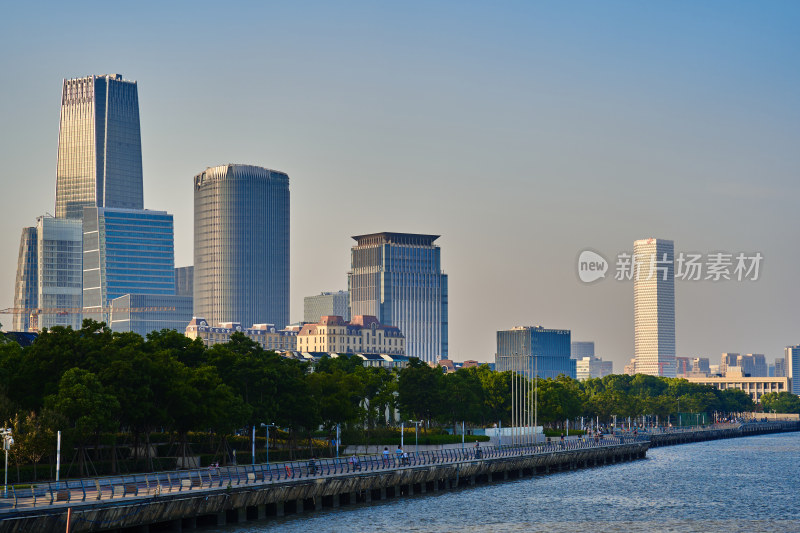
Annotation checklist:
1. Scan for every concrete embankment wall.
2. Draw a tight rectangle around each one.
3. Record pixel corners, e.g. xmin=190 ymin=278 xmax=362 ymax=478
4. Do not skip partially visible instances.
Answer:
xmin=0 ymin=442 xmax=648 ymax=533
xmin=649 ymin=421 xmax=800 ymax=448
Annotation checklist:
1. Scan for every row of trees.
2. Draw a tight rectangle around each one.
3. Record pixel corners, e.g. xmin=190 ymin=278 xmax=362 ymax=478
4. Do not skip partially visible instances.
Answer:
xmin=0 ymin=321 xmax=757 ymax=478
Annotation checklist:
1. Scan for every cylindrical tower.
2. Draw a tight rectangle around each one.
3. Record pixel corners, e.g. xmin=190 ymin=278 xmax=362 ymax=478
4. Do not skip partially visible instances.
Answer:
xmin=194 ymin=164 xmax=289 ymax=329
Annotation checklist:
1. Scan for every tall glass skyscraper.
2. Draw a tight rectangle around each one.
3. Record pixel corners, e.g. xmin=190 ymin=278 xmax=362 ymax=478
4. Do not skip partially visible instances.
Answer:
xmin=83 ymin=207 xmax=176 ymax=321
xmin=496 ymin=326 xmax=575 ymax=379
xmin=34 ymin=216 xmax=83 ymax=331
xmin=194 ymin=164 xmax=290 ymax=329
xmin=348 ymin=232 xmax=448 ymax=363
xmin=12 ymin=227 xmax=38 ymax=331
xmin=634 ymin=238 xmax=676 ymax=377
xmin=55 ymin=74 xmax=144 ymax=219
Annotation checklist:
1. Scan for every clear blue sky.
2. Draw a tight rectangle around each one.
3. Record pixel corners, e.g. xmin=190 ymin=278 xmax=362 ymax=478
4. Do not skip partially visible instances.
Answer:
xmin=2 ymin=1 xmax=799 ymax=370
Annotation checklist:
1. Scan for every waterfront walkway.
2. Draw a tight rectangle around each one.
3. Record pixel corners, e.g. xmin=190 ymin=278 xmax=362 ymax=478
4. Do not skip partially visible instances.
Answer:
xmin=0 ymin=435 xmax=640 ymax=513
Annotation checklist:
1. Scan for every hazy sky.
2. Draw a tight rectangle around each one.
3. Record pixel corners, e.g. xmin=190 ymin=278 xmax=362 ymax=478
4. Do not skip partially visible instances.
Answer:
xmin=1 ymin=1 xmax=798 ymax=370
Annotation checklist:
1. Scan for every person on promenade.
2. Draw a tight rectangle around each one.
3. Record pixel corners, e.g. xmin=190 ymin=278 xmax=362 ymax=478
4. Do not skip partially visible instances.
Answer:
xmin=308 ymin=456 xmax=317 ymax=475
xmin=383 ymin=446 xmax=390 ymax=466
xmin=474 ymin=441 xmax=482 ymax=459
xmin=396 ymin=446 xmax=404 ymax=465
xmin=560 ymin=433 xmax=565 ymax=448
xmin=350 ymin=454 xmax=361 ymax=471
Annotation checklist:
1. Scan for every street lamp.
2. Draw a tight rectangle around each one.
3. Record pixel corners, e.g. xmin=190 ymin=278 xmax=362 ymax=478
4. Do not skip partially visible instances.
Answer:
xmin=1 ymin=429 xmax=13 ymax=498
xmin=408 ymin=420 xmax=422 ymax=455
xmin=260 ymin=423 xmax=276 ymax=465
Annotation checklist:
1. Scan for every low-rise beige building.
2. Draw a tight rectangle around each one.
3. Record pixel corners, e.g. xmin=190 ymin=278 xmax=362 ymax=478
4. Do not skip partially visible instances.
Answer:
xmin=686 ymin=376 xmax=791 ymax=403
xmin=185 ymin=317 xmax=298 ymax=351
xmin=296 ymin=315 xmax=404 ymax=355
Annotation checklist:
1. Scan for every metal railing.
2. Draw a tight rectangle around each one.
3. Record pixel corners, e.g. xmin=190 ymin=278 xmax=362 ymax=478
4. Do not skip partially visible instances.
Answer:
xmin=0 ymin=436 xmax=645 ymax=511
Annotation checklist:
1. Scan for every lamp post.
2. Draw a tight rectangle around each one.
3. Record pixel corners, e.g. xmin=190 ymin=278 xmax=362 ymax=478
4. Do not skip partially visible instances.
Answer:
xmin=409 ymin=420 xmax=422 ymax=455
xmin=260 ymin=423 xmax=276 ymax=465
xmin=1 ymin=429 xmax=13 ymax=498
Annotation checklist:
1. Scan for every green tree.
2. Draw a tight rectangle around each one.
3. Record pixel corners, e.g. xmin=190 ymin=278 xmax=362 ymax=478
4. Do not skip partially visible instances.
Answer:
xmin=760 ymin=392 xmax=800 ymax=414
xmin=44 ymin=368 xmax=119 ymax=476
xmin=397 ymin=358 xmax=443 ymax=428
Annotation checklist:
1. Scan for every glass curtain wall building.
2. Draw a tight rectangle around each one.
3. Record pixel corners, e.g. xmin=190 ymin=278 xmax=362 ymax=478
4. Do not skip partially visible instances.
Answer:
xmin=633 ymin=238 xmax=676 ymax=377
xmin=496 ymin=326 xmax=575 ymax=379
xmin=36 ymin=216 xmax=83 ymax=330
xmin=83 ymin=207 xmax=176 ymax=322
xmin=109 ymin=293 xmax=193 ymax=337
xmin=12 ymin=227 xmax=38 ymax=331
xmin=55 ymin=74 xmax=144 ymax=219
xmin=304 ymin=290 xmax=350 ymax=323
xmin=194 ymin=164 xmax=290 ymax=329
xmin=348 ymin=232 xmax=448 ymax=363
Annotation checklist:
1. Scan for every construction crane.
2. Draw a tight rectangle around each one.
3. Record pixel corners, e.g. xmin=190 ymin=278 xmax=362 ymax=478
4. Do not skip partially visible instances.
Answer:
xmin=1 ymin=306 xmax=178 ymax=333
xmin=0 ymin=307 xmax=176 ymax=314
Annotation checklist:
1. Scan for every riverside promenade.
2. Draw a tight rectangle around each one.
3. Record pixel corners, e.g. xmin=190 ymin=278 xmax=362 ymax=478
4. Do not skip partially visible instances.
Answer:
xmin=0 ymin=420 xmax=796 ymax=533
xmin=0 ymin=436 xmax=648 ymax=533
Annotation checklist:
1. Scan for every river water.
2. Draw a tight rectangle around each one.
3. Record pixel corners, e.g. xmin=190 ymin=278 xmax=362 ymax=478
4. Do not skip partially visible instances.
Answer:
xmin=211 ymin=432 xmax=800 ymax=533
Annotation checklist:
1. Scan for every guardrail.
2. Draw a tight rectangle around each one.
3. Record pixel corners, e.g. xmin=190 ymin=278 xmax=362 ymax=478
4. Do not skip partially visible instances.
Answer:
xmin=0 ymin=436 xmax=645 ymax=511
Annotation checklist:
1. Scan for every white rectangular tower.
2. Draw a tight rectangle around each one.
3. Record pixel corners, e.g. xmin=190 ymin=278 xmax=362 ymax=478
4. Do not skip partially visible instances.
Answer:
xmin=634 ymin=238 xmax=676 ymax=377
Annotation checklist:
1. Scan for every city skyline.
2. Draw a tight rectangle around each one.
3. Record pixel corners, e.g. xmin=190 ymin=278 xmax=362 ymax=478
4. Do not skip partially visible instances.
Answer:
xmin=1 ymin=3 xmax=799 ymax=371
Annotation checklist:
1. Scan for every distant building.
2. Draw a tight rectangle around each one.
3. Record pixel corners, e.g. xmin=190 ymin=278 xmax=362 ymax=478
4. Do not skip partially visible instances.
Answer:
xmin=676 ymin=357 xmax=692 ymax=377
xmin=462 ymin=360 xmax=480 ymax=369
xmin=12 ymin=227 xmax=38 ymax=331
xmin=692 ymin=357 xmax=710 ymax=375
xmin=83 ymin=207 xmax=176 ymax=323
xmin=576 ymin=356 xmax=613 ymax=381
xmin=297 ymin=315 xmax=405 ymax=355
xmin=571 ymin=341 xmax=595 ymax=359
xmin=283 ymin=351 xmax=409 ymax=370
xmin=624 ymin=358 xmax=636 ymax=376
xmin=348 ymin=232 xmax=447 ymax=363
xmin=686 ymin=376 xmax=790 ymax=403
xmin=175 ymin=266 xmax=193 ymax=297
xmin=304 ymin=291 xmax=349 ymax=323
xmin=110 ymin=294 xmax=193 ymax=337
xmin=720 ymin=353 xmax=739 ymax=375
xmin=786 ymin=346 xmax=800 ymax=395
xmin=194 ymin=164 xmax=290 ymax=329
xmin=775 ymin=357 xmax=787 ymax=378
xmin=55 ymin=74 xmax=144 ymax=219
xmin=185 ymin=317 xmax=298 ymax=352
xmin=633 ymin=238 xmax=676 ymax=377
xmin=495 ymin=326 xmax=575 ymax=379
xmin=33 ymin=217 xmax=84 ymax=331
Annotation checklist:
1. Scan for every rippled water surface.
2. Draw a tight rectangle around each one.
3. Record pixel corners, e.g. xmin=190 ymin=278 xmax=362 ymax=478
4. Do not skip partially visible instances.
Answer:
xmin=210 ymin=433 xmax=800 ymax=533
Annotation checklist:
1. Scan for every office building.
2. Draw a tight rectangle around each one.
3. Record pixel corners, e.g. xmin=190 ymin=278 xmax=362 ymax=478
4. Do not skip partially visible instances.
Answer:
xmin=634 ymin=238 xmax=676 ymax=377
xmin=110 ymin=294 xmax=193 ymax=337
xmin=576 ymin=356 xmax=613 ymax=381
xmin=175 ymin=266 xmax=193 ymax=297
xmin=83 ymin=207 xmax=176 ymax=321
xmin=692 ymin=357 xmax=711 ymax=375
xmin=686 ymin=376 xmax=790 ymax=403
xmin=495 ymin=326 xmax=575 ymax=379
xmin=720 ymin=353 xmax=739 ymax=375
xmin=194 ymin=164 xmax=289 ymax=329
xmin=786 ymin=346 xmax=800 ymax=395
xmin=297 ymin=315 xmax=405 ymax=355
xmin=185 ymin=317 xmax=298 ymax=352
xmin=348 ymin=232 xmax=448 ymax=362
xmin=33 ymin=216 xmax=84 ymax=331
xmin=12 ymin=227 xmax=38 ymax=331
xmin=304 ymin=291 xmax=349 ymax=323
xmin=775 ymin=357 xmax=787 ymax=378
xmin=676 ymin=357 xmax=691 ymax=377
xmin=624 ymin=358 xmax=636 ymax=375
xmin=571 ymin=341 xmax=595 ymax=359
xmin=55 ymin=74 xmax=143 ymax=219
